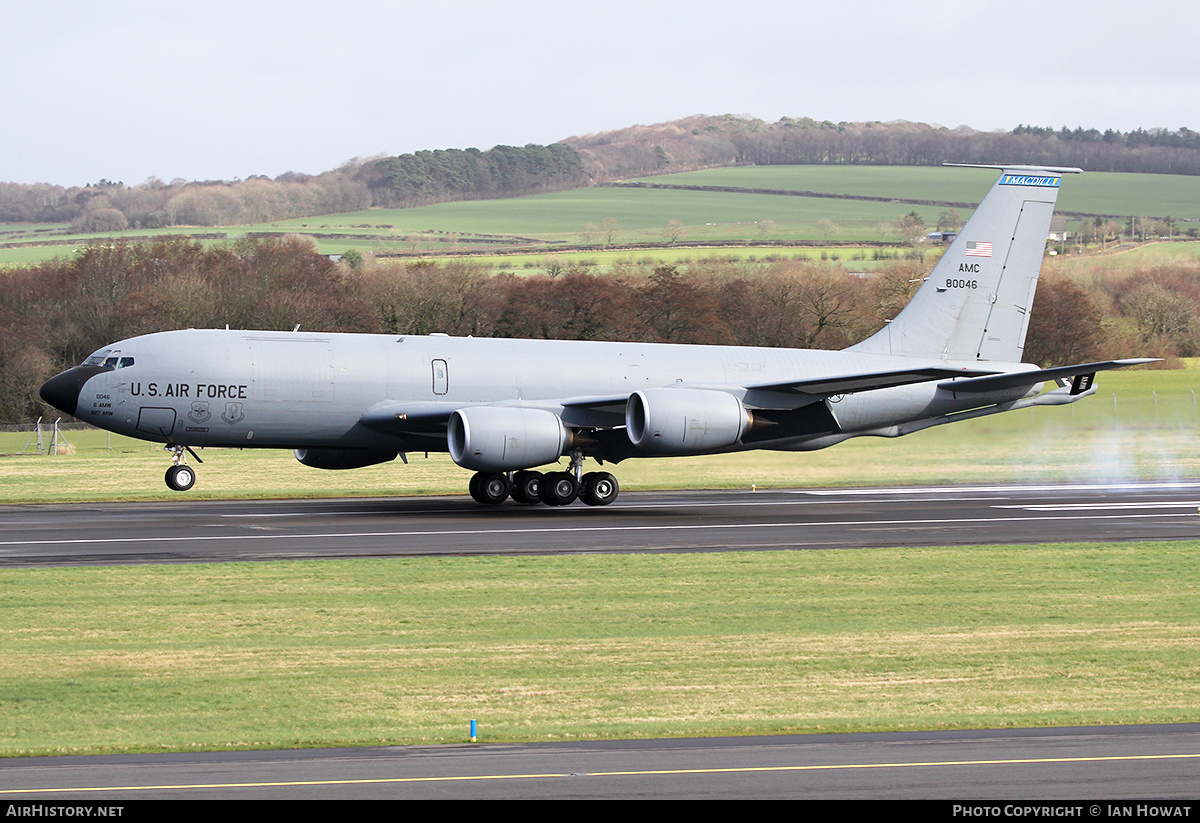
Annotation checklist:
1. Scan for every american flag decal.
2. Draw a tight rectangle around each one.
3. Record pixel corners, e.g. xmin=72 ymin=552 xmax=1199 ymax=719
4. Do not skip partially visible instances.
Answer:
xmin=965 ymin=241 xmax=993 ymax=258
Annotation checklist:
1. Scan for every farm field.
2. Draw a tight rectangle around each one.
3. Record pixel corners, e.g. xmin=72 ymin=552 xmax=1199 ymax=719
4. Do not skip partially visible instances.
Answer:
xmin=265 ymin=185 xmax=944 ymax=244
xmin=405 ymin=238 xmax=1200 ymax=278
xmin=3 ymin=166 xmax=1197 ymax=268
xmin=631 ymin=165 xmax=1200 ymax=220
xmin=416 ymin=246 xmax=909 ymax=276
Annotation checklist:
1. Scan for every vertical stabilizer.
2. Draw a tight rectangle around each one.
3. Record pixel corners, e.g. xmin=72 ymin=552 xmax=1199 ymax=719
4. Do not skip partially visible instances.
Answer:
xmin=851 ymin=165 xmax=1081 ymax=363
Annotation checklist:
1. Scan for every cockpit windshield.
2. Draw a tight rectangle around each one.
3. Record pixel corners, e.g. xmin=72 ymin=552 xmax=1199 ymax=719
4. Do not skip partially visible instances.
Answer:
xmin=82 ymin=350 xmax=134 ymax=369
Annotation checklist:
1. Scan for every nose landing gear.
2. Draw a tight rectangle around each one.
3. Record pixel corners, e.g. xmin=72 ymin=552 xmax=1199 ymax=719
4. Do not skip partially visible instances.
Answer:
xmin=163 ymin=443 xmax=202 ymax=491
xmin=165 ymin=463 xmax=196 ymax=492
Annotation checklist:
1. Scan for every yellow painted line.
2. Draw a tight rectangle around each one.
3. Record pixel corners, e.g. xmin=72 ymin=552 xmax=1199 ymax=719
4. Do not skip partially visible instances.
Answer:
xmin=3 ymin=752 xmax=1199 ymax=795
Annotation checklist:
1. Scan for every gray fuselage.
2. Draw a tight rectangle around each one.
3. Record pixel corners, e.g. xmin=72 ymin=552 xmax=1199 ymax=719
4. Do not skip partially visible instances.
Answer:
xmin=61 ymin=328 xmax=1034 ymax=459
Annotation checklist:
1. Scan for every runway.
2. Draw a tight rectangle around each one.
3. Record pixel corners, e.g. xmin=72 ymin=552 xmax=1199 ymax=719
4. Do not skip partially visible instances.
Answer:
xmin=2 ymin=724 xmax=1199 ymax=799
xmin=2 ymin=482 xmax=1197 ymax=799
xmin=0 ymin=481 xmax=1196 ymax=567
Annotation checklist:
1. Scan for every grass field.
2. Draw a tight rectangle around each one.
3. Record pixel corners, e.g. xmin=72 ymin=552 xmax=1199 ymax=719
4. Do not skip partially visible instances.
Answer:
xmin=411 ymin=246 xmax=910 ymax=277
xmin=2 ymin=540 xmax=1198 ymax=756
xmin=5 ymin=166 xmax=1197 ymax=268
xmin=632 ymin=165 xmax=1200 ymax=220
xmin=264 ymin=186 xmax=947 ymax=244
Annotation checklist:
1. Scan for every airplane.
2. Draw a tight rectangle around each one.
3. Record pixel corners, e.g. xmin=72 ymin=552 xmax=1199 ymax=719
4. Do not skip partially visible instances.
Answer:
xmin=39 ymin=164 xmax=1153 ymax=506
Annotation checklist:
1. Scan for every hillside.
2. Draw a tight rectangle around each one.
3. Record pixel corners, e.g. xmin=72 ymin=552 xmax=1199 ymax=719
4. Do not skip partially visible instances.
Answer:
xmin=563 ymin=115 xmax=1200 ymax=180
xmin=3 ymin=116 xmax=1200 ymax=232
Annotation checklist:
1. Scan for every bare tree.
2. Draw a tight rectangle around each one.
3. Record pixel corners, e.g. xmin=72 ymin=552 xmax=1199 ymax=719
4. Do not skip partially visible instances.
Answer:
xmin=815 ymin=218 xmax=840 ymax=241
xmin=601 ymin=217 xmax=620 ymax=246
xmin=662 ymin=219 xmax=686 ymax=245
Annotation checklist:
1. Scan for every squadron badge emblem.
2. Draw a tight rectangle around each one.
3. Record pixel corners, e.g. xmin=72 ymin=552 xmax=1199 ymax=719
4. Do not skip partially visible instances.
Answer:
xmin=222 ymin=402 xmax=245 ymax=425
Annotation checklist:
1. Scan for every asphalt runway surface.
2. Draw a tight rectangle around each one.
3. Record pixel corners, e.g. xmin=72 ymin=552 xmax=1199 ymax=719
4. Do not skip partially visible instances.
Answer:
xmin=2 ymin=481 xmax=1197 ymax=799
xmin=1 ymin=480 xmax=1197 ymax=566
xmin=2 ymin=725 xmax=1199 ymax=799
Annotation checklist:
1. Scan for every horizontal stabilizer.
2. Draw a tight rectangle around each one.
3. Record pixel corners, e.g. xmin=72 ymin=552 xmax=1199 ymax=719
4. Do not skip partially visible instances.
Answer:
xmin=750 ymin=366 xmax=995 ymax=397
xmin=937 ymin=358 xmax=1158 ymax=394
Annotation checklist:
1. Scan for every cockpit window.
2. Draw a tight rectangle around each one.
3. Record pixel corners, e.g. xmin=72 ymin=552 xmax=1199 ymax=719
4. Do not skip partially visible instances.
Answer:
xmin=81 ymin=350 xmax=132 ymax=369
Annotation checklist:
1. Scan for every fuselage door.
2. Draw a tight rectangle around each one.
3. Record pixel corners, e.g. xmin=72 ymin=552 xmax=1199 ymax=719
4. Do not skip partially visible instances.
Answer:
xmin=432 ymin=359 xmax=448 ymax=395
xmin=136 ymin=406 xmax=177 ymax=439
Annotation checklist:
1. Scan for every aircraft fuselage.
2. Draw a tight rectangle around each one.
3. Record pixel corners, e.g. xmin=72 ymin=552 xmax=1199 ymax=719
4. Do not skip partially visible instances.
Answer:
xmin=47 ymin=328 xmax=1035 ymax=456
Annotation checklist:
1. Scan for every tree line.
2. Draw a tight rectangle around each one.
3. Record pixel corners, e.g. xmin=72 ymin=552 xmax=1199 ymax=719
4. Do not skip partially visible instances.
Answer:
xmin=356 ymin=143 xmax=588 ymax=207
xmin=0 ymin=143 xmax=585 ymax=229
xmin=566 ymin=115 xmax=1200 ymax=178
xmin=2 ymin=237 xmax=1195 ymax=423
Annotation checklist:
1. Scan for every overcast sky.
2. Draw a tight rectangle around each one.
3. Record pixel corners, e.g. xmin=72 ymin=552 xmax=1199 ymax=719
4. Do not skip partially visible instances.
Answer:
xmin=3 ymin=0 xmax=1195 ymax=187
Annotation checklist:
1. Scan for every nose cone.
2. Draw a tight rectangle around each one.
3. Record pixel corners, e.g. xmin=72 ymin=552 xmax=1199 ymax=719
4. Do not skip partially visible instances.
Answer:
xmin=39 ymin=366 xmax=104 ymax=417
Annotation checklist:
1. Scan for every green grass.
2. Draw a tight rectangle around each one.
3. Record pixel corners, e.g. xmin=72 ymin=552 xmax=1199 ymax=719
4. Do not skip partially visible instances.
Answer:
xmin=415 ymin=246 xmax=907 ymax=275
xmin=1082 ymin=241 xmax=1200 ymax=265
xmin=633 ymin=165 xmax=1200 ymax=220
xmin=264 ymin=187 xmax=943 ymax=243
xmin=4 ymin=166 xmax=1197 ymax=268
xmin=1 ymin=541 xmax=1197 ymax=756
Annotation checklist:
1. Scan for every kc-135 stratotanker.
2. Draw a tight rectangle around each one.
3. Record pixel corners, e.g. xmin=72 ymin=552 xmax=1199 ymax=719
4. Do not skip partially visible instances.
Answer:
xmin=40 ymin=165 xmax=1152 ymax=506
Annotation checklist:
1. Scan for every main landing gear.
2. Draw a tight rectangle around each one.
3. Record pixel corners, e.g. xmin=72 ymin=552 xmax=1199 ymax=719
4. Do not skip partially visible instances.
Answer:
xmin=468 ymin=452 xmax=619 ymax=507
xmin=163 ymin=443 xmax=202 ymax=491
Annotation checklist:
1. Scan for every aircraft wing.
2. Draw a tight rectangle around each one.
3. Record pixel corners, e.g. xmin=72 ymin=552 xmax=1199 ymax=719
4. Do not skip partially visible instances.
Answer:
xmin=360 ymin=357 xmax=1132 ymax=439
xmin=357 ymin=365 xmax=1013 ymax=438
xmin=747 ymin=366 xmax=995 ymax=398
xmin=937 ymin=358 xmax=1158 ymax=394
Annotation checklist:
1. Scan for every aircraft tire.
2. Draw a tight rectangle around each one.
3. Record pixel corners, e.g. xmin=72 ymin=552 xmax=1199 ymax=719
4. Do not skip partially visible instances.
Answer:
xmin=510 ymin=470 xmax=543 ymax=505
xmin=580 ymin=472 xmax=619 ymax=506
xmin=470 ymin=471 xmax=511 ymax=505
xmin=540 ymin=471 xmax=579 ymax=506
xmin=165 ymin=464 xmax=196 ymax=492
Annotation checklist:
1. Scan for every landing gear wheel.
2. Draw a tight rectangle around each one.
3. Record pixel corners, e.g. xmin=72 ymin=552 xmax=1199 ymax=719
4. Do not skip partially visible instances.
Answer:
xmin=580 ymin=471 xmax=619 ymax=506
xmin=165 ymin=464 xmax=196 ymax=492
xmin=511 ymin=470 xmax=543 ymax=505
xmin=540 ymin=471 xmax=579 ymax=506
xmin=469 ymin=471 xmax=510 ymax=505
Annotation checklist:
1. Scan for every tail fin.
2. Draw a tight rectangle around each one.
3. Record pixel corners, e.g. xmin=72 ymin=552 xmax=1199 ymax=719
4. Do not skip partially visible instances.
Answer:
xmin=851 ymin=164 xmax=1081 ymax=363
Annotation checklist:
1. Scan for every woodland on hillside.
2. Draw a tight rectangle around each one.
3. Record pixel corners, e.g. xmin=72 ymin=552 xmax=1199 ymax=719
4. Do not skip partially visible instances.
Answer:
xmin=4 ymin=117 xmax=1199 ymax=229
xmin=567 ymin=116 xmax=1200 ymax=178
xmin=2 ymin=236 xmax=1195 ymax=423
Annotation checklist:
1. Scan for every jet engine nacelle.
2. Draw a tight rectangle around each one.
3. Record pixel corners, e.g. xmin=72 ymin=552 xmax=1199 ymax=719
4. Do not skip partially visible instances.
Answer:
xmin=447 ymin=406 xmax=569 ymax=472
xmin=625 ymin=388 xmax=750 ymax=454
xmin=294 ymin=448 xmax=398 ymax=470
